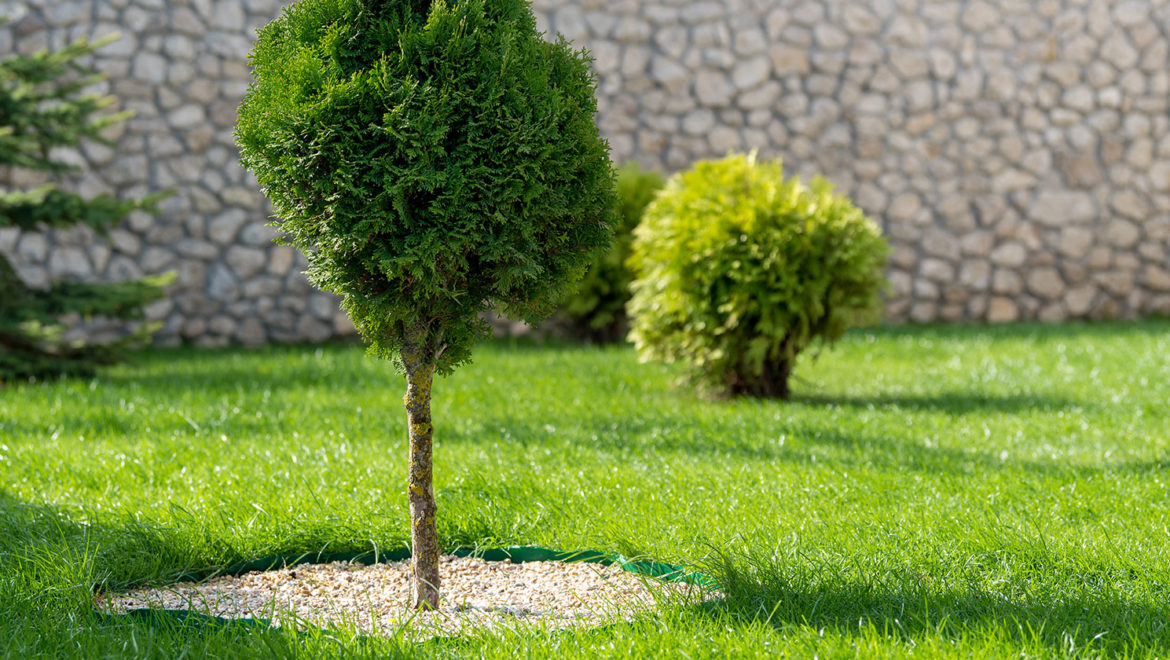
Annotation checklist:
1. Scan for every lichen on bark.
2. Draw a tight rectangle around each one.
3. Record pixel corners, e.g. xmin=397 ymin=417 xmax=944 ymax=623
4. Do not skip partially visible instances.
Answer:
xmin=402 ymin=341 xmax=439 ymax=610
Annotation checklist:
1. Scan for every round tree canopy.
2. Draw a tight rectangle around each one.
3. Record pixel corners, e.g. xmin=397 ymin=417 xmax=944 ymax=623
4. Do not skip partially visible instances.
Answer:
xmin=238 ymin=0 xmax=616 ymax=372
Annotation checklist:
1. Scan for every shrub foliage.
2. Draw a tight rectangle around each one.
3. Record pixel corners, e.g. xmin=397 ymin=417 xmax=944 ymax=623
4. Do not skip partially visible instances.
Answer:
xmin=237 ymin=0 xmax=616 ymax=608
xmin=627 ymin=153 xmax=888 ymax=398
xmin=237 ymin=0 xmax=616 ymax=373
xmin=558 ymin=163 xmax=663 ymax=342
xmin=0 ymin=35 xmax=169 ymax=384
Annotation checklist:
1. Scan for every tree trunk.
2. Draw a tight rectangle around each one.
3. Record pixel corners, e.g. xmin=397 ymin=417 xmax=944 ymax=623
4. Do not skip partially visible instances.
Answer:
xmin=731 ymin=356 xmax=792 ymax=399
xmin=403 ymin=354 xmax=439 ymax=610
xmin=760 ymin=357 xmax=792 ymax=400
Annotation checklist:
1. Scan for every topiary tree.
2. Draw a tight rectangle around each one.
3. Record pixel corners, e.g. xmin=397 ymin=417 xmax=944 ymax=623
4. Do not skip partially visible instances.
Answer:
xmin=237 ymin=0 xmax=616 ymax=609
xmin=0 ymin=34 xmax=169 ymax=384
xmin=558 ymin=163 xmax=663 ymax=343
xmin=627 ymin=152 xmax=888 ymax=399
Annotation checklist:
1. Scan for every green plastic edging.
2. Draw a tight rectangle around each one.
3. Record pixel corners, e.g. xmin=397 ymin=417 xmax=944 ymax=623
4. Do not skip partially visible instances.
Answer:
xmin=97 ymin=545 xmax=714 ymax=634
xmin=163 ymin=545 xmax=710 ymax=586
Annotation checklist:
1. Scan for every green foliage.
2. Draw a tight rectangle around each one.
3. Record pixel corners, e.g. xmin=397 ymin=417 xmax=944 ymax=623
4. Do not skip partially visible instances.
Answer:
xmin=237 ymin=0 xmax=617 ymax=373
xmin=0 ymin=35 xmax=129 ymax=174
xmin=627 ymin=153 xmax=889 ymax=398
xmin=558 ymin=163 xmax=663 ymax=343
xmin=0 ymin=34 xmax=169 ymax=384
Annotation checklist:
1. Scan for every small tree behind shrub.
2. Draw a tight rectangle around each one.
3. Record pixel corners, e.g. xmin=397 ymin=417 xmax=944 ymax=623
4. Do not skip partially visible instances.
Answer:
xmin=0 ymin=35 xmax=169 ymax=384
xmin=237 ymin=0 xmax=616 ymax=608
xmin=558 ymin=163 xmax=663 ymax=342
xmin=627 ymin=153 xmax=888 ymax=399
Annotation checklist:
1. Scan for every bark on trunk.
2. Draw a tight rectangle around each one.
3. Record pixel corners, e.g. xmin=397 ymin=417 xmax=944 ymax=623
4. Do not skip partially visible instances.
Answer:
xmin=403 ymin=352 xmax=439 ymax=610
xmin=759 ymin=357 xmax=792 ymax=400
xmin=731 ymin=356 xmax=792 ymax=399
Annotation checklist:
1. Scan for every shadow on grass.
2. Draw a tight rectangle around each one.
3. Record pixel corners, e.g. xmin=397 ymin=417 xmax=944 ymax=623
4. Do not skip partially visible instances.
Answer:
xmin=0 ymin=490 xmax=385 ymax=595
xmin=792 ymin=390 xmax=1088 ymax=415
xmin=106 ymin=343 xmax=386 ymax=392
xmin=693 ymin=556 xmax=1170 ymax=657
xmin=104 ymin=336 xmax=608 ymax=393
xmin=34 ymin=318 xmax=1170 ymax=400
xmin=0 ymin=490 xmax=319 ymax=656
xmin=0 ymin=489 xmax=218 ymax=592
xmin=3 ymin=486 xmax=1168 ymax=655
xmin=455 ymin=409 xmax=1130 ymax=479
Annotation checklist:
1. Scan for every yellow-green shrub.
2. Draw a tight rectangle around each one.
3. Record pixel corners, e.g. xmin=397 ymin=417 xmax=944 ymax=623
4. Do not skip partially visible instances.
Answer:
xmin=627 ymin=153 xmax=888 ymax=398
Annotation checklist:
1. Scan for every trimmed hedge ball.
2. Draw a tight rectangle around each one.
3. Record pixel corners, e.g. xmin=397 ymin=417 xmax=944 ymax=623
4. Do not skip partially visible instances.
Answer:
xmin=237 ymin=0 xmax=617 ymax=374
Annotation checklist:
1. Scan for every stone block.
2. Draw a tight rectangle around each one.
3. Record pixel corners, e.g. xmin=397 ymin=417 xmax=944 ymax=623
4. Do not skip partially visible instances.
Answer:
xmin=992 ymin=270 xmax=1023 ymax=295
xmin=131 ymin=52 xmax=166 ymax=83
xmin=16 ymin=233 xmax=48 ymax=262
xmin=207 ymin=262 xmax=238 ymax=302
xmin=769 ymin=45 xmax=809 ymax=76
xmin=737 ymin=81 xmax=781 ymax=111
xmin=1061 ymin=152 xmax=1103 ymax=187
xmin=209 ymin=210 xmax=248 ymax=245
xmin=987 ymin=296 xmax=1019 ymax=322
xmin=225 ymin=246 xmax=267 ymax=279
xmin=681 ymin=109 xmax=716 ymax=136
xmin=296 ymin=316 xmax=333 ymax=343
xmin=1106 ymin=220 xmax=1141 ymax=249
xmin=235 ymin=317 xmax=267 ymax=347
xmin=731 ymin=56 xmax=770 ymax=91
xmin=1101 ymin=33 xmax=1139 ymax=70
xmin=168 ymin=105 xmax=206 ymax=129
xmin=48 ymin=247 xmax=92 ymax=280
xmin=681 ymin=2 xmax=723 ymax=23
xmin=140 ymin=247 xmax=175 ymax=273
xmin=694 ymin=70 xmax=734 ymax=107
xmin=1027 ymin=268 xmax=1065 ymax=300
xmin=886 ymin=193 xmax=922 ymax=223
xmin=1030 ymin=191 xmax=1097 ymax=226
xmin=959 ymin=260 xmax=991 ymax=290
xmin=1143 ymin=265 xmax=1170 ymax=292
xmin=921 ymin=258 xmax=955 ymax=283
xmin=708 ymin=125 xmax=741 ymax=153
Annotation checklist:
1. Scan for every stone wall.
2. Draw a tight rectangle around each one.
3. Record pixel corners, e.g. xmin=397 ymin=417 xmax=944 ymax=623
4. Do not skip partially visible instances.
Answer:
xmin=3 ymin=0 xmax=1170 ymax=345
xmin=534 ymin=0 xmax=1170 ymax=322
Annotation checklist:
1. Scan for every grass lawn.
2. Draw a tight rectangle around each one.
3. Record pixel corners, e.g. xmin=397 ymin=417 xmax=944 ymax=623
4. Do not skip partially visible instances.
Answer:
xmin=1 ymin=321 xmax=1169 ymax=658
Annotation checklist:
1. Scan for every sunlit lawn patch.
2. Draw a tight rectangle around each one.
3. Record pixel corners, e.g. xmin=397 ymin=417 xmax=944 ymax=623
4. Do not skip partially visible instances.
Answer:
xmin=1 ymin=321 xmax=1168 ymax=657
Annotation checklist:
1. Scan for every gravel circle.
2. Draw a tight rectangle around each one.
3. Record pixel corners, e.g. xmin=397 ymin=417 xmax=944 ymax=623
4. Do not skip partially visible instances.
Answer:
xmin=101 ymin=555 xmax=710 ymax=637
